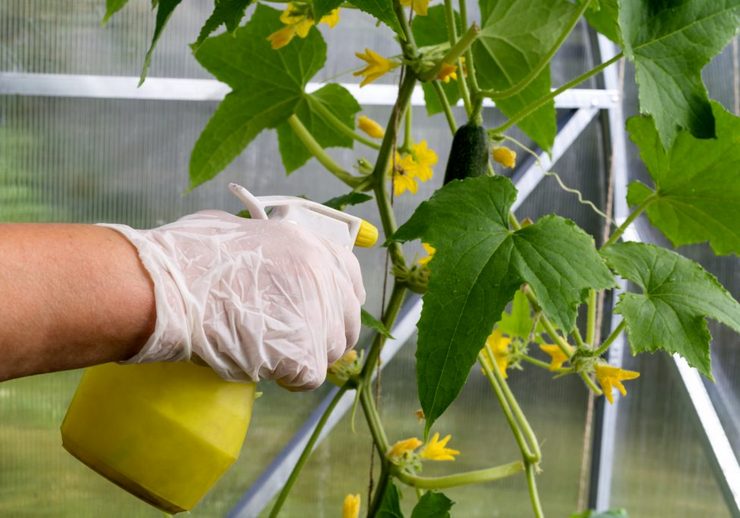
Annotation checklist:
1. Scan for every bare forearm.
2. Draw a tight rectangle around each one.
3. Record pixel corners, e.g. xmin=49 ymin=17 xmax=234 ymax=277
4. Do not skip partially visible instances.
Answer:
xmin=0 ymin=224 xmax=155 ymax=381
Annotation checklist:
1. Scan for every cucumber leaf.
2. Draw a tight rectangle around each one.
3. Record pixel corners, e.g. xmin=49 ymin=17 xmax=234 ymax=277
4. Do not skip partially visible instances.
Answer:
xmin=192 ymin=0 xmax=252 ymax=49
xmin=602 ymin=242 xmax=740 ymax=378
xmin=626 ymin=102 xmax=740 ymax=256
xmin=139 ymin=0 xmax=185 ymax=85
xmin=473 ymin=0 xmax=580 ymax=151
xmin=377 ymin=482 xmax=404 ymax=518
xmin=103 ymin=0 xmax=129 ymax=24
xmin=619 ymin=0 xmax=740 ymax=147
xmin=393 ymin=176 xmax=614 ymax=432
xmin=411 ymin=491 xmax=454 ymax=518
xmin=351 ymin=0 xmax=402 ymax=35
xmin=190 ymin=5 xmax=326 ymax=187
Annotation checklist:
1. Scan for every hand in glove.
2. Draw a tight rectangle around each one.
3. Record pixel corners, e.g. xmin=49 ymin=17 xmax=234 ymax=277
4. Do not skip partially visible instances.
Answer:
xmin=102 ymin=209 xmax=365 ymax=390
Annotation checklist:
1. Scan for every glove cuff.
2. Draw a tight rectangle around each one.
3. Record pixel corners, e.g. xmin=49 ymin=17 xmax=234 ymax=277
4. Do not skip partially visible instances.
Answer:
xmin=98 ymin=223 xmax=192 ymax=364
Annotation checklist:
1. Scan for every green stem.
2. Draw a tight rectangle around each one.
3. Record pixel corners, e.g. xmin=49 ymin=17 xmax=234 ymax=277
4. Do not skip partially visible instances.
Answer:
xmin=524 ymin=289 xmax=573 ymax=358
xmin=421 ymin=24 xmax=480 ymax=81
xmin=371 ymin=72 xmax=417 ymax=267
xmin=361 ymin=283 xmax=406 ymax=388
xmin=586 ymin=289 xmax=597 ymax=346
xmin=580 ymin=372 xmax=603 ymax=395
xmin=458 ymin=0 xmax=480 ymax=97
xmin=520 ymin=354 xmax=571 ymax=373
xmin=525 ymin=462 xmax=545 ymax=518
xmin=443 ymin=0 xmax=472 ymax=115
xmin=393 ymin=461 xmax=525 ymax=489
xmin=572 ymin=326 xmax=586 ymax=349
xmin=402 ymin=105 xmax=413 ymax=151
xmin=479 ymin=351 xmax=535 ymax=461
xmin=287 ymin=115 xmax=363 ymax=188
xmin=360 ymin=385 xmax=390 ymax=453
xmin=485 ymin=0 xmax=592 ymax=101
xmin=368 ymin=461 xmax=391 ymax=516
xmin=490 ymin=353 xmax=542 ymax=462
xmin=310 ymin=99 xmax=381 ymax=150
xmin=269 ymin=385 xmax=350 ymax=517
xmin=602 ymin=194 xmax=655 ymax=248
xmin=489 ymin=52 xmax=624 ymax=135
xmin=431 ymin=80 xmax=458 ymax=134
xmin=393 ymin=0 xmax=418 ymax=51
xmin=593 ymin=320 xmax=626 ymax=357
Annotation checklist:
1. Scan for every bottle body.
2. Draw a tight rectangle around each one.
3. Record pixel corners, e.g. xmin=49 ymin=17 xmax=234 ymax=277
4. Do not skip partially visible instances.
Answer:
xmin=61 ymin=361 xmax=256 ymax=513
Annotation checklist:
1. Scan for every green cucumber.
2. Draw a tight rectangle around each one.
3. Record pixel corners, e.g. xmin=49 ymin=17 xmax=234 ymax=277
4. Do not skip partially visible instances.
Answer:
xmin=443 ymin=122 xmax=489 ymax=184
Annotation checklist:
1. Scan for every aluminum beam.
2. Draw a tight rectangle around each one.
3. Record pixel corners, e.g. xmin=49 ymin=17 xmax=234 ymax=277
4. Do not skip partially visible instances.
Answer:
xmin=0 ymin=72 xmax=620 ymax=109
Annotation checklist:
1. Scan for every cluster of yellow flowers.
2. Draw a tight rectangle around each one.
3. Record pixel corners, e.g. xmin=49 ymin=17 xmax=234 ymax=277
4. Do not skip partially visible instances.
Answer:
xmin=390 ymin=141 xmax=438 ymax=196
xmin=482 ymin=328 xmax=640 ymax=403
xmin=267 ymin=3 xmax=340 ymax=49
xmin=387 ymin=432 xmax=460 ymax=463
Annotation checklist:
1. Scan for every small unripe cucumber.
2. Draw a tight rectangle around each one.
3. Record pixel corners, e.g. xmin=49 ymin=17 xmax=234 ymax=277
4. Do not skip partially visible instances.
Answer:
xmin=443 ymin=123 xmax=489 ymax=185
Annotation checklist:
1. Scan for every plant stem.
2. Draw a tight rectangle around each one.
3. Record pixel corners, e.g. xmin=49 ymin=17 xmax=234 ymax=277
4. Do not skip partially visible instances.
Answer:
xmin=580 ymin=372 xmax=603 ymax=395
xmin=572 ymin=326 xmax=586 ymax=349
xmin=393 ymin=461 xmax=525 ymax=489
xmin=431 ymin=80 xmax=458 ymax=134
xmin=402 ymin=105 xmax=413 ymax=151
xmin=586 ymin=289 xmax=597 ymax=346
xmin=443 ymin=0 xmax=472 ymax=115
xmin=287 ymin=115 xmax=363 ymax=188
xmin=489 ymin=52 xmax=624 ymax=135
xmin=360 ymin=385 xmax=390 ymax=454
xmin=525 ymin=461 xmax=545 ymax=518
xmin=520 ymin=354 xmax=571 ymax=373
xmin=457 ymin=0 xmax=480 ymax=97
xmin=269 ymin=385 xmax=350 ymax=518
xmin=393 ymin=0 xmax=418 ymax=51
xmin=361 ymin=283 xmax=406 ymax=387
xmin=421 ymin=24 xmax=480 ymax=81
xmin=524 ymin=289 xmax=573 ymax=358
xmin=371 ymin=72 xmax=417 ymax=267
xmin=368 ymin=461 xmax=391 ymax=516
xmin=479 ymin=351 xmax=535 ymax=461
xmin=602 ymin=194 xmax=655 ymax=248
xmin=593 ymin=320 xmax=626 ymax=357
xmin=485 ymin=0 xmax=592 ymax=101
xmin=309 ymin=99 xmax=381 ymax=150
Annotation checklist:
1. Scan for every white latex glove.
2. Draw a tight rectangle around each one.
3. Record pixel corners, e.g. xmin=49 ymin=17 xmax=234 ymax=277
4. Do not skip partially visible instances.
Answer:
xmin=100 ymin=210 xmax=365 ymax=390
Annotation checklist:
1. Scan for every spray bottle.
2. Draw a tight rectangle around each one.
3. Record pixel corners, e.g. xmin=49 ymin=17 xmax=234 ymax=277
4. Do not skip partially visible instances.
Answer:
xmin=60 ymin=183 xmax=377 ymax=513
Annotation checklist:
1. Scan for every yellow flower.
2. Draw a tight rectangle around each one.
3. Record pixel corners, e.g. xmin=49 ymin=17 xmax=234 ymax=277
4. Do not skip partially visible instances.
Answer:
xmin=343 ymin=493 xmax=361 ymax=518
xmin=387 ymin=437 xmax=423 ymax=459
xmin=481 ymin=328 xmax=512 ymax=378
xmin=267 ymin=25 xmax=297 ymax=50
xmin=417 ymin=243 xmax=436 ymax=266
xmin=391 ymin=153 xmax=419 ymax=196
xmin=400 ymin=0 xmax=430 ymax=15
xmin=408 ymin=140 xmax=438 ymax=182
xmin=354 ymin=48 xmax=399 ymax=87
xmin=357 ymin=115 xmax=385 ymax=139
xmin=420 ymin=433 xmax=460 ymax=461
xmin=595 ymin=363 xmax=640 ymax=404
xmin=320 ymin=8 xmax=340 ymax=27
xmin=437 ymin=62 xmax=457 ymax=83
xmin=539 ymin=344 xmax=569 ymax=371
xmin=492 ymin=146 xmax=517 ymax=168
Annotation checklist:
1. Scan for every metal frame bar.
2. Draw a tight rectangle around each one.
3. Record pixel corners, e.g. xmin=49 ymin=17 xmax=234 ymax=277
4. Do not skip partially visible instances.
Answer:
xmin=0 ymin=72 xmax=619 ymax=109
xmin=227 ymin=106 xmax=600 ymax=517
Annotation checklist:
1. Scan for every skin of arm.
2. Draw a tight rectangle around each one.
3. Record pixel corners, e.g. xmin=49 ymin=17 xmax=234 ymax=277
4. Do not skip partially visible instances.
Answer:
xmin=0 ymin=224 xmax=156 ymax=381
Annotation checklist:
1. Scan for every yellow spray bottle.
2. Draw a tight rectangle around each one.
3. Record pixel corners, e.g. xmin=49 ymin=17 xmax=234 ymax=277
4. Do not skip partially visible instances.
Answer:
xmin=60 ymin=183 xmax=377 ymax=513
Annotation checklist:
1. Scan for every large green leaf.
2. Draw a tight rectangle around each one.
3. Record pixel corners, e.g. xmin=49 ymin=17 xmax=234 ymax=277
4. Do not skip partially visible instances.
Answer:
xmin=192 ymin=0 xmax=252 ymax=49
xmin=103 ymin=0 xmax=129 ymax=24
xmin=584 ymin=0 xmax=620 ymax=44
xmin=376 ymin=482 xmax=404 ymax=518
xmin=602 ymin=242 xmax=740 ymax=378
xmin=351 ymin=0 xmax=402 ymax=35
xmin=473 ymin=0 xmax=580 ymax=151
xmin=619 ymin=0 xmax=740 ymax=147
xmin=412 ymin=5 xmax=461 ymax=116
xmin=190 ymin=5 xmax=326 ymax=187
xmin=626 ymin=102 xmax=740 ymax=255
xmin=139 ymin=0 xmax=185 ymax=85
xmin=393 ymin=176 xmax=615 ymax=431
xmin=276 ymin=83 xmax=360 ymax=173
xmin=411 ymin=491 xmax=454 ymax=518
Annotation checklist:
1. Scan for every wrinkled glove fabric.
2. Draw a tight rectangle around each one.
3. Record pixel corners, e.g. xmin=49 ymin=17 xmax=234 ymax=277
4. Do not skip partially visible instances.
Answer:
xmin=101 ymin=210 xmax=365 ymax=390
